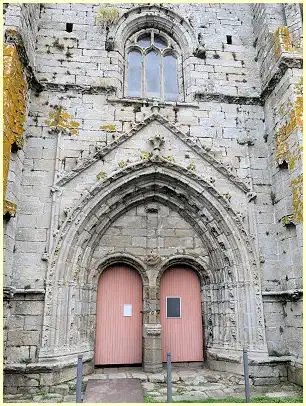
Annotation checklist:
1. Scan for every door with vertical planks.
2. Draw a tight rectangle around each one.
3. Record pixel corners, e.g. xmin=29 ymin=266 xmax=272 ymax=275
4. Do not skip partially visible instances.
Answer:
xmin=95 ymin=264 xmax=143 ymax=365
xmin=160 ymin=267 xmax=203 ymax=362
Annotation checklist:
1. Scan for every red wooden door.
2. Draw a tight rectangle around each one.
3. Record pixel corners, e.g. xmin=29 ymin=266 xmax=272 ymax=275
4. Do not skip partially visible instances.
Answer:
xmin=160 ymin=267 xmax=203 ymax=362
xmin=95 ymin=265 xmax=143 ymax=365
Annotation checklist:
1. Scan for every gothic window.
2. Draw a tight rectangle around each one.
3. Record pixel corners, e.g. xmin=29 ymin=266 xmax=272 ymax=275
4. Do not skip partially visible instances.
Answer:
xmin=125 ymin=30 xmax=180 ymax=101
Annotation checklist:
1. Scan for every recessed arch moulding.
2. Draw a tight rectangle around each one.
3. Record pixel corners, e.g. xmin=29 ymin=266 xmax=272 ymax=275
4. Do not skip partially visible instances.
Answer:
xmin=39 ymin=162 xmax=268 ymax=369
xmin=106 ymin=5 xmax=198 ymax=100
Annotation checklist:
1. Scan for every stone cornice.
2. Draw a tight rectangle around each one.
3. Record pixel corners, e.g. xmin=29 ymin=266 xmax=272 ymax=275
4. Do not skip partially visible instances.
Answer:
xmin=3 ymin=286 xmax=45 ymax=300
xmin=41 ymin=82 xmax=117 ymax=94
xmin=262 ymin=289 xmax=302 ymax=301
xmin=261 ymin=52 xmax=303 ymax=101
xmin=195 ymin=93 xmax=263 ymax=106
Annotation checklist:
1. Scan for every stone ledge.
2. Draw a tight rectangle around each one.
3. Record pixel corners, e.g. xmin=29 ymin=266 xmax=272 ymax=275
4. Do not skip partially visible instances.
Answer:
xmin=207 ymin=349 xmax=293 ymax=366
xmin=194 ymin=93 xmax=263 ymax=106
xmin=3 ymin=287 xmax=45 ymax=300
xmin=41 ymin=82 xmax=117 ymax=94
xmin=261 ymin=52 xmax=303 ymax=101
xmin=4 ymin=353 xmax=93 ymax=373
xmin=262 ymin=289 xmax=303 ymax=301
xmin=107 ymin=97 xmax=199 ymax=108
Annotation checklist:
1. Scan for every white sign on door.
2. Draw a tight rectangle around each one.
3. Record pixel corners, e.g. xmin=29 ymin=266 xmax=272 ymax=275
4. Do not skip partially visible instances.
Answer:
xmin=123 ymin=304 xmax=132 ymax=317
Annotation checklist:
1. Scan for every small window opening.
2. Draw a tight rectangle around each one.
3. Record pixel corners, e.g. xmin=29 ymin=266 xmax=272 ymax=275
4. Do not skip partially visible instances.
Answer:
xmin=278 ymin=160 xmax=288 ymax=170
xmin=166 ymin=297 xmax=181 ymax=318
xmin=226 ymin=35 xmax=232 ymax=45
xmin=66 ymin=23 xmax=73 ymax=33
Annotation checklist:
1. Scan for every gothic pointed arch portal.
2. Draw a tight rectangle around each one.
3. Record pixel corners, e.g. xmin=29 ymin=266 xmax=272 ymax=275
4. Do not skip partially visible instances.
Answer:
xmin=39 ymin=160 xmax=268 ymax=370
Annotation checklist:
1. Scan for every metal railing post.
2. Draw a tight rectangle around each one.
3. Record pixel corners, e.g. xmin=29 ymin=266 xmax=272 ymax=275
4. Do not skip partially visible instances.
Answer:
xmin=243 ymin=348 xmax=251 ymax=403
xmin=76 ymin=354 xmax=83 ymax=403
xmin=166 ymin=352 xmax=172 ymax=403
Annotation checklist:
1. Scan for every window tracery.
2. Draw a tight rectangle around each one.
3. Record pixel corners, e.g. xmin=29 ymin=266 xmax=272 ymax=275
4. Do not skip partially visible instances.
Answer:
xmin=125 ymin=29 xmax=181 ymax=101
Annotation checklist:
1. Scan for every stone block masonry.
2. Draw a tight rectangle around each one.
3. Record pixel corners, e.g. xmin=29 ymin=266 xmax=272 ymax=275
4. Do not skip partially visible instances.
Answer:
xmin=3 ymin=2 xmax=303 ymax=394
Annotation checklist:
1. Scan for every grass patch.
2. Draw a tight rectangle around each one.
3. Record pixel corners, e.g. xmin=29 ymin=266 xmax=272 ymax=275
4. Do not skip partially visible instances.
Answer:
xmin=144 ymin=394 xmax=158 ymax=403
xmin=144 ymin=395 xmax=303 ymax=403
xmin=173 ymin=395 xmax=303 ymax=403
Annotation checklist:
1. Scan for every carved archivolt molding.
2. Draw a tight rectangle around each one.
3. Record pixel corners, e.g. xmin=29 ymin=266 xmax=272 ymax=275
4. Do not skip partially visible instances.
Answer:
xmin=91 ymin=252 xmax=149 ymax=286
xmin=109 ymin=5 xmax=198 ymax=57
xmin=39 ymin=160 xmax=266 ymax=361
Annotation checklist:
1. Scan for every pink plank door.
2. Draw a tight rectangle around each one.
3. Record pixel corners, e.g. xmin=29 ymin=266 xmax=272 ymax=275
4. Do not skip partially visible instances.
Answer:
xmin=160 ymin=267 xmax=204 ymax=362
xmin=95 ymin=265 xmax=143 ymax=365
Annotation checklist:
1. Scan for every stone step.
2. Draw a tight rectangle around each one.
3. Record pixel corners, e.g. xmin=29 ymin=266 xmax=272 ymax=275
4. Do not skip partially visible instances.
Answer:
xmin=84 ymin=378 xmax=144 ymax=403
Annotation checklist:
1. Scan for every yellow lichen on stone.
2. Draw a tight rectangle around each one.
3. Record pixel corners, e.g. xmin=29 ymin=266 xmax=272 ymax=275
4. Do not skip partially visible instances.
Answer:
xmin=275 ymin=126 xmax=289 ymax=164
xmin=288 ymin=141 xmax=303 ymax=172
xmin=291 ymin=174 xmax=303 ymax=223
xmin=118 ymin=160 xmax=126 ymax=168
xmin=96 ymin=7 xmax=120 ymax=27
xmin=96 ymin=171 xmax=105 ymax=180
xmin=45 ymin=106 xmax=80 ymax=135
xmin=3 ymin=43 xmax=27 ymax=215
xmin=275 ymin=76 xmax=303 ymax=222
xmin=273 ymin=26 xmax=295 ymax=57
xmin=281 ymin=214 xmax=295 ymax=227
xmin=3 ymin=200 xmax=17 ymax=217
xmin=162 ymin=155 xmax=175 ymax=162
xmin=187 ymin=161 xmax=196 ymax=172
xmin=275 ymin=94 xmax=303 ymax=170
xmin=140 ymin=151 xmax=152 ymax=161
xmin=100 ymin=124 xmax=117 ymax=132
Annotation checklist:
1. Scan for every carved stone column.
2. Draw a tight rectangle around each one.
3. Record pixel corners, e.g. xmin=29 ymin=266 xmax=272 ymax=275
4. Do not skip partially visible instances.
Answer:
xmin=143 ymin=323 xmax=162 ymax=373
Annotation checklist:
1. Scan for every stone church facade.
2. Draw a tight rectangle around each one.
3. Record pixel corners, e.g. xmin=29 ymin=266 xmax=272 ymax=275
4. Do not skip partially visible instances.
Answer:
xmin=3 ymin=3 xmax=303 ymax=394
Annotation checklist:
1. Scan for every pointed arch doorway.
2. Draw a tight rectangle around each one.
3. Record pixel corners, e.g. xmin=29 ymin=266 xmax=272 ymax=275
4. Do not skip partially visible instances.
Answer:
xmin=160 ymin=266 xmax=204 ymax=362
xmin=95 ymin=264 xmax=143 ymax=365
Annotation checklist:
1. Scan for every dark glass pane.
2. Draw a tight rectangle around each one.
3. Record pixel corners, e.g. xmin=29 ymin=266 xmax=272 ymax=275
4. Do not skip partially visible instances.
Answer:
xmin=163 ymin=55 xmax=178 ymax=101
xmin=167 ymin=297 xmax=181 ymax=318
xmin=137 ymin=34 xmax=151 ymax=48
xmin=127 ymin=51 xmax=142 ymax=97
xmin=145 ymin=51 xmax=161 ymax=98
xmin=154 ymin=34 xmax=167 ymax=49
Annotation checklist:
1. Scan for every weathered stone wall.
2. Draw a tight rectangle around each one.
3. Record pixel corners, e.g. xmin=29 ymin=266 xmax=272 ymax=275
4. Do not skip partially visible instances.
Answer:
xmin=251 ymin=3 xmax=303 ymax=383
xmin=284 ymin=3 xmax=303 ymax=49
xmin=3 ymin=3 xmax=41 ymax=362
xmin=3 ymin=2 xmax=303 ymax=392
xmin=4 ymin=3 xmax=41 ymax=68
xmin=35 ymin=3 xmax=260 ymax=99
xmin=92 ymin=204 xmax=208 ymax=261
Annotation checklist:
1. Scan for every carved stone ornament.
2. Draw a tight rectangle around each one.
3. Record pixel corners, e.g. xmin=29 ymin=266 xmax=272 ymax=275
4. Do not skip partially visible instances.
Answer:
xmin=145 ymin=251 xmax=161 ymax=266
xmin=149 ymin=134 xmax=165 ymax=157
xmin=247 ymin=191 xmax=257 ymax=202
xmin=193 ymin=45 xmax=206 ymax=59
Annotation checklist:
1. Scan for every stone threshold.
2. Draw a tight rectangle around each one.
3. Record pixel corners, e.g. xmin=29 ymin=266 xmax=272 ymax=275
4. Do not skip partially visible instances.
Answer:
xmin=206 ymin=348 xmax=293 ymax=364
